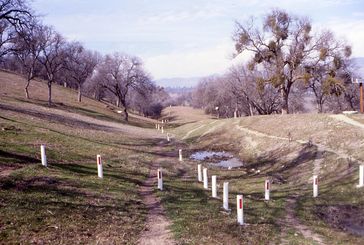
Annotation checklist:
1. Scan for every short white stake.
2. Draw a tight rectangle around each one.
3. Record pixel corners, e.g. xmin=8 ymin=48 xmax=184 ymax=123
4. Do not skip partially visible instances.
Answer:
xmin=313 ymin=175 xmax=318 ymax=197
xmin=161 ymin=126 xmax=164 ymax=134
xmin=157 ymin=168 xmax=163 ymax=191
xmin=167 ymin=133 xmax=170 ymax=142
xmin=265 ymin=179 xmax=270 ymax=201
xmin=212 ymin=175 xmax=217 ymax=198
xmin=97 ymin=154 xmax=103 ymax=178
xmin=155 ymin=123 xmax=158 ymax=129
xmin=157 ymin=124 xmax=160 ymax=130
xmin=358 ymin=165 xmax=364 ymax=188
xmin=197 ymin=164 xmax=202 ymax=182
xmin=40 ymin=144 xmax=47 ymax=167
xmin=203 ymin=168 xmax=208 ymax=189
xmin=223 ymin=182 xmax=229 ymax=210
xmin=237 ymin=195 xmax=244 ymax=225
xmin=179 ymin=149 xmax=183 ymax=161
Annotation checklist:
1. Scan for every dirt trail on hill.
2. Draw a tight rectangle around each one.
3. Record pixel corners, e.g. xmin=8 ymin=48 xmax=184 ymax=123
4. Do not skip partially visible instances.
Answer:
xmin=233 ymin=122 xmax=364 ymax=165
xmin=279 ymin=196 xmax=325 ymax=245
xmin=331 ymin=114 xmax=364 ymax=129
xmin=137 ymin=142 xmax=176 ymax=245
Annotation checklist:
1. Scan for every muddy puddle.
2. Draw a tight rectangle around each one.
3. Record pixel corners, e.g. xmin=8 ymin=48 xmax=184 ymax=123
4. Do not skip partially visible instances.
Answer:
xmin=190 ymin=151 xmax=244 ymax=169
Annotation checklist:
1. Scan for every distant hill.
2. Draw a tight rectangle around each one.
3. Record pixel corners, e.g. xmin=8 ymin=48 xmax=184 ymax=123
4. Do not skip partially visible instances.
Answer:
xmin=156 ymin=77 xmax=202 ymax=88
xmin=352 ymin=57 xmax=364 ymax=78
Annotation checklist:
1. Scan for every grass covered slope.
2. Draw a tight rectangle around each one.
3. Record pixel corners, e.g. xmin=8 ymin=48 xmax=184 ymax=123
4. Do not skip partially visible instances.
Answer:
xmin=161 ymin=112 xmax=364 ymax=244
xmin=0 ymin=71 xmax=161 ymax=243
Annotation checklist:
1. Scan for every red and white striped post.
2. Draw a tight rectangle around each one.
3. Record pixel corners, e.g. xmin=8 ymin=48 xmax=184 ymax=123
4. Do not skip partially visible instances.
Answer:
xmin=357 ymin=165 xmax=364 ymax=188
xmin=313 ymin=175 xmax=318 ymax=197
xmin=203 ymin=168 xmax=208 ymax=189
xmin=157 ymin=168 xmax=163 ymax=191
xmin=179 ymin=149 xmax=183 ymax=161
xmin=237 ymin=195 xmax=244 ymax=225
xmin=97 ymin=154 xmax=103 ymax=178
xmin=40 ymin=144 xmax=47 ymax=167
xmin=223 ymin=182 xmax=229 ymax=210
xmin=265 ymin=179 xmax=270 ymax=201
xmin=197 ymin=164 xmax=202 ymax=182
xmin=212 ymin=175 xmax=217 ymax=198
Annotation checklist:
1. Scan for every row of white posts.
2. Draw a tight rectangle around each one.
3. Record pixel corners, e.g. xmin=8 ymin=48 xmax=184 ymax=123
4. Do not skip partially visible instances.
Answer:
xmin=196 ymin=164 xmax=244 ymax=224
xmin=39 ymin=139 xmax=364 ymax=226
xmin=156 ymin=121 xmax=172 ymax=142
xmin=39 ymin=144 xmax=364 ymax=191
xmin=194 ymin=163 xmax=363 ymax=225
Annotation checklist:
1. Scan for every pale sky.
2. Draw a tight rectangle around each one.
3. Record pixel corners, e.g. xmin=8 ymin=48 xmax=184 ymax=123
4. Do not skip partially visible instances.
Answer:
xmin=31 ymin=0 xmax=364 ymax=80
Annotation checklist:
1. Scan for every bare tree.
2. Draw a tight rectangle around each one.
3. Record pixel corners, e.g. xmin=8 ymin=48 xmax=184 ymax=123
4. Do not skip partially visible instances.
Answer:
xmin=37 ymin=25 xmax=66 ymax=106
xmin=98 ymin=53 xmax=152 ymax=121
xmin=0 ymin=0 xmax=32 ymax=27
xmin=0 ymin=0 xmax=32 ymax=60
xmin=64 ymin=42 xmax=99 ymax=102
xmin=227 ymin=65 xmax=282 ymax=115
xmin=233 ymin=10 xmax=315 ymax=114
xmin=13 ymin=20 xmax=42 ymax=99
xmin=303 ymin=30 xmax=352 ymax=112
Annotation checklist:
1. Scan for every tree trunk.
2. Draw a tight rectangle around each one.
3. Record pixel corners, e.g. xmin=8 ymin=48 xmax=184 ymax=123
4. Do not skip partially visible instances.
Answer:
xmin=124 ymin=107 xmax=129 ymax=121
xmin=78 ymin=84 xmax=82 ymax=102
xmin=48 ymin=82 xmax=52 ymax=106
xmin=25 ymin=79 xmax=31 ymax=99
xmin=317 ymin=101 xmax=323 ymax=113
xmin=281 ymin=88 xmax=289 ymax=114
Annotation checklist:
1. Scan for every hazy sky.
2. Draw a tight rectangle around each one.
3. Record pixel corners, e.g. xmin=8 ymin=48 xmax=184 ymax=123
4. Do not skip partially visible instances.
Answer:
xmin=31 ymin=0 xmax=364 ymax=80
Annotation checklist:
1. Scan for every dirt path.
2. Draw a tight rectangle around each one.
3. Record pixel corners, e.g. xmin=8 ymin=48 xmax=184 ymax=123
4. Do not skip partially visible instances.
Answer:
xmin=137 ymin=143 xmax=176 ymax=245
xmin=330 ymin=114 xmax=364 ymax=129
xmin=234 ymin=122 xmax=330 ymax=244
xmin=279 ymin=196 xmax=325 ymax=245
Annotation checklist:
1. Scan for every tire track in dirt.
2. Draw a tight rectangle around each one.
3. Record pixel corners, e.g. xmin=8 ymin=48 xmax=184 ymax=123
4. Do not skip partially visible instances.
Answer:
xmin=279 ymin=196 xmax=325 ymax=245
xmin=137 ymin=142 xmax=176 ymax=245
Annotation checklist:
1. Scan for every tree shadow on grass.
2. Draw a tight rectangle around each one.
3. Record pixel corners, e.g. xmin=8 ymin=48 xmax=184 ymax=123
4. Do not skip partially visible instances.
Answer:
xmin=0 ymin=149 xmax=39 ymax=164
xmin=52 ymin=163 xmax=145 ymax=186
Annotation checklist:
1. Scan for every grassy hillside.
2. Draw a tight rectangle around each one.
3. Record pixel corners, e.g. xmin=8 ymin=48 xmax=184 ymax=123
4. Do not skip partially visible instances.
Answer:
xmin=157 ymin=108 xmax=364 ymax=244
xmin=0 ymin=71 xmax=160 ymax=243
xmin=2 ymin=71 xmax=364 ymax=244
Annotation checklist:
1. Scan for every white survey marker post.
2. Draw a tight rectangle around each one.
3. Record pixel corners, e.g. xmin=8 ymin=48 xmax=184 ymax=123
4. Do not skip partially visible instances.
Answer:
xmin=161 ymin=126 xmax=164 ymax=134
xmin=157 ymin=168 xmax=163 ymax=191
xmin=265 ymin=179 xmax=270 ymax=201
xmin=97 ymin=154 xmax=103 ymax=178
xmin=203 ymin=168 xmax=208 ymax=189
xmin=212 ymin=175 xmax=217 ymax=198
xmin=223 ymin=182 xmax=229 ymax=210
xmin=237 ymin=195 xmax=244 ymax=225
xmin=157 ymin=124 xmax=160 ymax=130
xmin=167 ymin=133 xmax=170 ymax=142
xmin=40 ymin=144 xmax=47 ymax=167
xmin=313 ymin=175 xmax=318 ymax=197
xmin=358 ymin=165 xmax=364 ymax=188
xmin=197 ymin=164 xmax=202 ymax=182
xmin=179 ymin=149 xmax=183 ymax=161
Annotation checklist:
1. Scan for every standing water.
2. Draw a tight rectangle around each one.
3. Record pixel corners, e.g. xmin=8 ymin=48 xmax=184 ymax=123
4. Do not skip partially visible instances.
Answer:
xmin=190 ymin=151 xmax=244 ymax=169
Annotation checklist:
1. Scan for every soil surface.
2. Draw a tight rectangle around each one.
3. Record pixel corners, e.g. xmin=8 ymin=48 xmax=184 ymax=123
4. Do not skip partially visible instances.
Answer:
xmin=137 ymin=143 xmax=176 ymax=245
xmin=316 ymin=205 xmax=364 ymax=237
xmin=279 ymin=196 xmax=325 ymax=245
